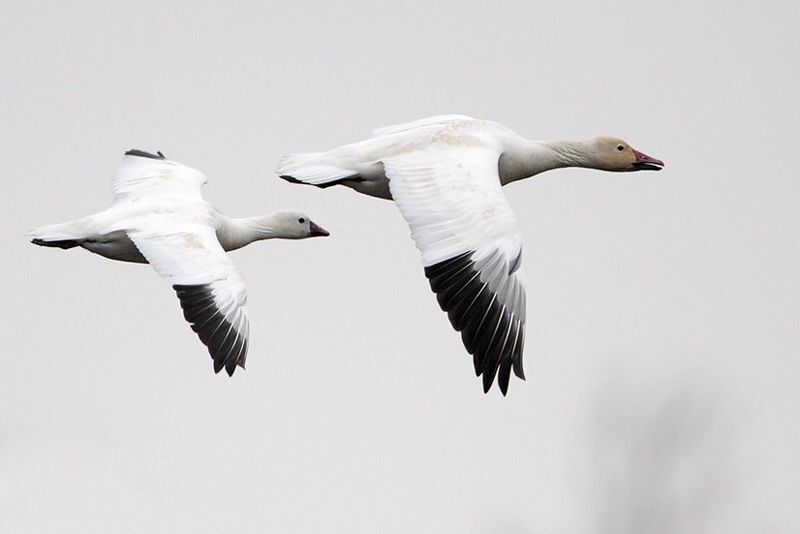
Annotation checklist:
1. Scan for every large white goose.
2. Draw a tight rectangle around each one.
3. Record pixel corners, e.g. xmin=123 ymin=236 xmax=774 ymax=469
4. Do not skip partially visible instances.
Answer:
xmin=30 ymin=149 xmax=329 ymax=376
xmin=277 ymin=115 xmax=664 ymax=395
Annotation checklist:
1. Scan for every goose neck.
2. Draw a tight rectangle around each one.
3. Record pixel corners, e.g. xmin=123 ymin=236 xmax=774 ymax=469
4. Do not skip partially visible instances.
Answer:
xmin=499 ymin=138 xmax=594 ymax=184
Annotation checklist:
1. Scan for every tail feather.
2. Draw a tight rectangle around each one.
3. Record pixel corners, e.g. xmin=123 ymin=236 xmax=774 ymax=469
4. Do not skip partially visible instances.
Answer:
xmin=28 ymin=221 xmax=84 ymax=249
xmin=276 ymin=153 xmax=358 ymax=187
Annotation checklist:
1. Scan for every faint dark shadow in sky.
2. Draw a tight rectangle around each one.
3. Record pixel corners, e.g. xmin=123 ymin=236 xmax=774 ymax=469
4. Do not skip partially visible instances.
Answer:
xmin=591 ymin=372 xmax=737 ymax=534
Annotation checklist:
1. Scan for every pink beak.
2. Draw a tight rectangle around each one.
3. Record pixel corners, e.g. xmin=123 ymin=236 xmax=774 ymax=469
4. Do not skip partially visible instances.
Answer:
xmin=309 ymin=220 xmax=330 ymax=237
xmin=632 ymin=148 xmax=665 ymax=171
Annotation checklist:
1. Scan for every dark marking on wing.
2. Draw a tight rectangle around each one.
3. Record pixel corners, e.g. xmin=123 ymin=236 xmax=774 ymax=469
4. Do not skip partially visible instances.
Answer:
xmin=173 ymin=284 xmax=247 ymax=376
xmin=278 ymin=174 xmax=304 ymax=184
xmin=424 ymin=251 xmax=525 ymax=395
xmin=31 ymin=238 xmax=80 ymax=249
xmin=125 ymin=149 xmax=166 ymax=160
xmin=278 ymin=174 xmax=363 ymax=188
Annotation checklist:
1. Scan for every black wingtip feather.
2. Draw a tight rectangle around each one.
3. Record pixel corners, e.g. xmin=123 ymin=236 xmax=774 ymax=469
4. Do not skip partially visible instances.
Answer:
xmin=481 ymin=313 xmax=513 ymax=393
xmin=173 ymin=284 xmax=246 ymax=376
xmin=125 ymin=149 xmax=165 ymax=160
xmin=31 ymin=238 xmax=80 ymax=249
xmin=496 ymin=323 xmax=519 ymax=395
xmin=424 ymin=252 xmax=526 ymax=395
xmin=279 ymin=174 xmax=362 ymax=189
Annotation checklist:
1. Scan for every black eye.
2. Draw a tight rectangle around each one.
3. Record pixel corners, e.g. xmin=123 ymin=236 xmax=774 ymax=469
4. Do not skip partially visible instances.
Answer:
xmin=617 ymin=144 xmax=625 ymax=151
xmin=298 ymin=218 xmax=305 ymax=224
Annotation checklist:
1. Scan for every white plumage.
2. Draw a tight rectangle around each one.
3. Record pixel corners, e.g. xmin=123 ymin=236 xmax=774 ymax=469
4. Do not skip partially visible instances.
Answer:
xmin=31 ymin=150 xmax=329 ymax=376
xmin=277 ymin=115 xmax=664 ymax=394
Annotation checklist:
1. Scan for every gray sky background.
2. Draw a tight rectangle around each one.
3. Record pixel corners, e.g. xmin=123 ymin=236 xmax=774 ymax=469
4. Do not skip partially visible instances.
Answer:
xmin=2 ymin=1 xmax=798 ymax=532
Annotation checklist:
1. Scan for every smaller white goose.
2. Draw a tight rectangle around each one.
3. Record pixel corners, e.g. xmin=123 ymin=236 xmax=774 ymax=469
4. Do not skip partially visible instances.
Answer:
xmin=30 ymin=149 xmax=329 ymax=376
xmin=277 ymin=114 xmax=664 ymax=395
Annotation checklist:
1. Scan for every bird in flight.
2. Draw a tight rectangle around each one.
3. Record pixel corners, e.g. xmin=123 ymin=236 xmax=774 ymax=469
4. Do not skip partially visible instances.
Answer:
xmin=277 ymin=114 xmax=664 ymax=394
xmin=31 ymin=149 xmax=329 ymax=375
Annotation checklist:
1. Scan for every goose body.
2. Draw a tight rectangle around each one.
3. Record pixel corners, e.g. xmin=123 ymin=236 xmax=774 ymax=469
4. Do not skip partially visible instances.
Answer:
xmin=31 ymin=150 xmax=329 ymax=376
xmin=277 ymin=114 xmax=664 ymax=394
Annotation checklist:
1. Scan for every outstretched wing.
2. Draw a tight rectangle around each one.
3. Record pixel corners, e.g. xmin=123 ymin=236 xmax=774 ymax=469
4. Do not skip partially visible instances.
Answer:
xmin=384 ymin=145 xmax=526 ymax=395
xmin=371 ymin=114 xmax=475 ymax=138
xmin=128 ymin=222 xmax=249 ymax=376
xmin=111 ymin=150 xmax=208 ymax=202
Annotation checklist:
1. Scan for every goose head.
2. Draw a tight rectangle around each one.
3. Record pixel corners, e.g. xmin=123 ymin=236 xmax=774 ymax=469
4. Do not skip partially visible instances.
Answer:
xmin=269 ymin=211 xmax=330 ymax=239
xmin=589 ymin=137 xmax=665 ymax=172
